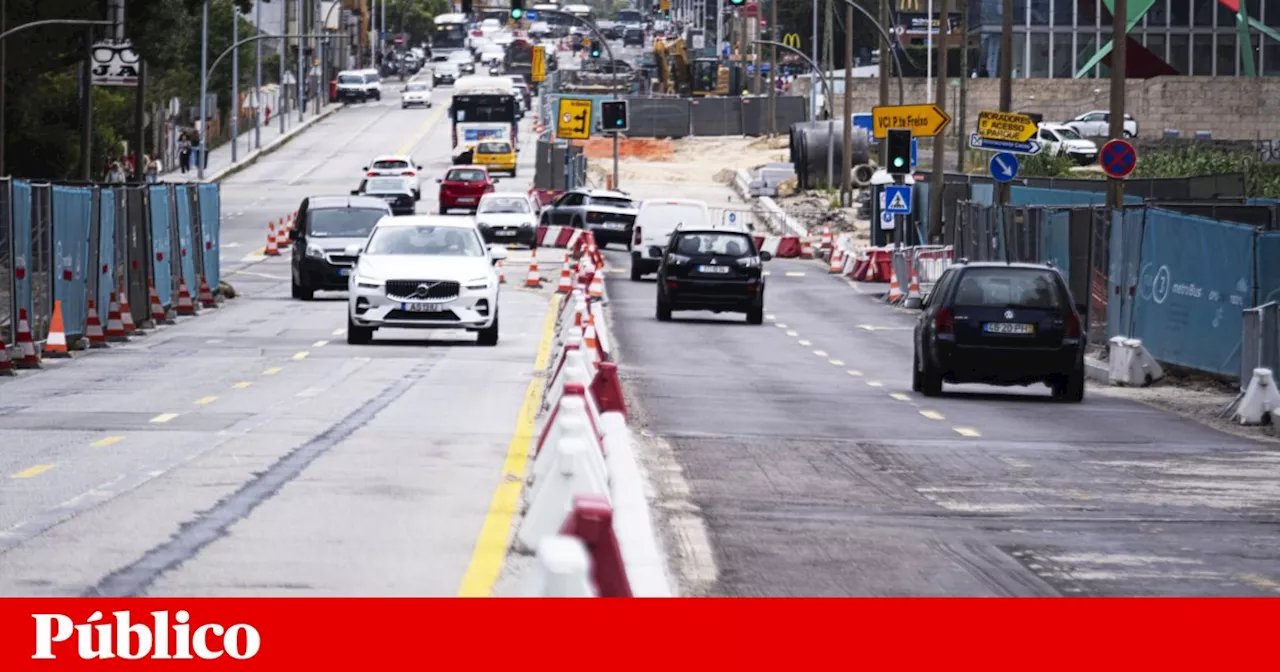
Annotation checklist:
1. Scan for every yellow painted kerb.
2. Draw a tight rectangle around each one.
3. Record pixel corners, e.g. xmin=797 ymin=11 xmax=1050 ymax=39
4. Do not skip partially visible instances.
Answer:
xmin=457 ymin=293 xmax=561 ymax=597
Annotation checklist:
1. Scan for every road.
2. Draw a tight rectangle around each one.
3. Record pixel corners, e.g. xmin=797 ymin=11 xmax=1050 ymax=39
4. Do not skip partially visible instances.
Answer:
xmin=603 ymin=181 xmax=1280 ymax=597
xmin=0 ymin=73 xmax=559 ymax=597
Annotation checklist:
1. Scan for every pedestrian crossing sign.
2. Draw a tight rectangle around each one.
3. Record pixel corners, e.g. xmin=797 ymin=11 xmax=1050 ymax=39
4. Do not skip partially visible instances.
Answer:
xmin=884 ymin=185 xmax=912 ymax=215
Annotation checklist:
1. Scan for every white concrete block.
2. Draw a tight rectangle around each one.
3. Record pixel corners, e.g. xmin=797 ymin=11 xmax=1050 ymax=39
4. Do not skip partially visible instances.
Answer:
xmin=600 ymin=413 xmax=675 ymax=598
xmin=520 ymin=535 xmax=597 ymax=597
xmin=1236 ymin=367 xmax=1280 ymax=425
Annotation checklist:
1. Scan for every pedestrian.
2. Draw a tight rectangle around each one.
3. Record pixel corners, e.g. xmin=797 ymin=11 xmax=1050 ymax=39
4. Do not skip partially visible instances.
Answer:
xmin=106 ymin=159 xmax=125 ymax=183
xmin=146 ymin=153 xmax=161 ymax=183
xmin=178 ymin=134 xmax=192 ymax=174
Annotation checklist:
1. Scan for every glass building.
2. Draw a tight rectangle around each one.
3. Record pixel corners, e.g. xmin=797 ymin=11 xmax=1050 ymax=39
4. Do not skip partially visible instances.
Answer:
xmin=967 ymin=0 xmax=1280 ymax=78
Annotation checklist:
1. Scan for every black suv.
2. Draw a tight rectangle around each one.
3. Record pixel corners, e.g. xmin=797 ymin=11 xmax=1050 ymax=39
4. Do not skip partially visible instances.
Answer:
xmin=654 ymin=227 xmax=771 ymax=324
xmin=913 ymin=260 xmax=1086 ymax=402
xmin=623 ymin=27 xmax=645 ymax=47
xmin=288 ymin=196 xmax=392 ymax=300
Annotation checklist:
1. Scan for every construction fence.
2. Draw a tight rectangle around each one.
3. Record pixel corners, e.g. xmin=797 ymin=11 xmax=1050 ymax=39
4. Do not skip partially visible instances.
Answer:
xmin=0 ymin=178 xmax=221 ymax=349
xmin=542 ymin=93 xmax=809 ymax=139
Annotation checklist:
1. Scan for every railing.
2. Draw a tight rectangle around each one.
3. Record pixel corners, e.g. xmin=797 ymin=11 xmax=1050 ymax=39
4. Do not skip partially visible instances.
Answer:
xmin=1241 ymin=302 xmax=1280 ymax=391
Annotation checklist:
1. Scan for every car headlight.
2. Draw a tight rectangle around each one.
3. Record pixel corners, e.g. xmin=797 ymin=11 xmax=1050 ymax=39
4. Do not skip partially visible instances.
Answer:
xmin=354 ymin=275 xmax=383 ymax=289
xmin=666 ymin=253 xmax=691 ymax=265
xmin=465 ymin=277 xmax=491 ymax=290
xmin=735 ymin=256 xmax=761 ymax=268
xmin=306 ymin=245 xmax=324 ymax=259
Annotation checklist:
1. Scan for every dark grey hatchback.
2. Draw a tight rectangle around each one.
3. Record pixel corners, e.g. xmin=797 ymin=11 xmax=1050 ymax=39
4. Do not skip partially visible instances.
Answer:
xmin=913 ymin=260 xmax=1086 ymax=402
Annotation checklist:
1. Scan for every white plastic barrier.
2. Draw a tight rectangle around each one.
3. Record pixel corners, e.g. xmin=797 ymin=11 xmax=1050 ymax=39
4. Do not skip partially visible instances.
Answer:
xmin=520 ymin=535 xmax=597 ymax=597
xmin=600 ymin=412 xmax=675 ymax=597
xmin=516 ymin=437 xmax=611 ymax=554
xmin=757 ymin=196 xmax=807 ymax=238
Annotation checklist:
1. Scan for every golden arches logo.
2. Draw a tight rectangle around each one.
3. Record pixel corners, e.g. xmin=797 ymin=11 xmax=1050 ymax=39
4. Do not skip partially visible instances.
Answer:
xmin=781 ymin=33 xmax=802 ymax=49
xmin=898 ymin=0 xmax=922 ymax=10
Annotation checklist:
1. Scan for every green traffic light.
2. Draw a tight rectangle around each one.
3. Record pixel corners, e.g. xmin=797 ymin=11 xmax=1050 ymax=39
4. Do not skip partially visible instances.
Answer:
xmin=893 ymin=157 xmax=905 ymax=167
xmin=511 ymin=8 xmax=523 ymax=18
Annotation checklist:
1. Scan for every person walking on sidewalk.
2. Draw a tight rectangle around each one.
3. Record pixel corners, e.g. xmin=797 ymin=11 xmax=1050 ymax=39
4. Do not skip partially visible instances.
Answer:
xmin=178 ymin=135 xmax=192 ymax=174
xmin=146 ymin=153 xmax=162 ymax=183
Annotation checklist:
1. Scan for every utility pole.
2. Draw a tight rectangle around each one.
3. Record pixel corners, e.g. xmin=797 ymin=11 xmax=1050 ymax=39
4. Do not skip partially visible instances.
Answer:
xmin=927 ymin=0 xmax=950 ymax=242
xmin=1 ymin=0 xmax=7 ymax=177
xmin=279 ymin=0 xmax=286 ymax=134
xmin=839 ymin=1 xmax=852 ymax=206
xmin=956 ymin=0 xmax=968 ymax=172
xmin=994 ymin=0 xmax=1012 ymax=205
xmin=231 ymin=11 xmax=239 ymax=163
xmin=768 ymin=0 xmax=776 ymax=133
xmin=878 ymin=0 xmax=889 ymax=166
xmin=198 ymin=1 xmax=208 ymax=180
xmin=810 ymin=0 xmax=818 ymax=119
xmin=296 ymin=0 xmax=304 ymax=123
xmin=315 ymin=0 xmax=323 ymax=116
xmin=1107 ymin=0 xmax=1127 ymax=209
xmin=926 ymin=0 xmax=933 ymax=103
xmin=255 ymin=0 xmax=262 ymax=149
xmin=80 ymin=26 xmax=94 ymax=181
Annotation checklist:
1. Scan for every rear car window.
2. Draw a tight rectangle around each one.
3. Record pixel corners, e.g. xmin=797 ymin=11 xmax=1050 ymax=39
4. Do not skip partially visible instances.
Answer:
xmin=307 ymin=208 xmax=386 ymax=238
xmin=366 ymin=177 xmax=409 ymax=193
xmin=476 ymin=142 xmax=511 ymax=153
xmin=589 ymin=196 xmax=634 ymax=208
xmin=338 ymin=74 xmax=362 ymax=84
xmin=952 ymin=268 xmax=1064 ymax=309
xmin=364 ymin=73 xmax=380 ymax=83
xmin=372 ymin=159 xmax=410 ymax=170
xmin=446 ymin=169 xmax=486 ymax=182
xmin=672 ymin=232 xmax=754 ymax=256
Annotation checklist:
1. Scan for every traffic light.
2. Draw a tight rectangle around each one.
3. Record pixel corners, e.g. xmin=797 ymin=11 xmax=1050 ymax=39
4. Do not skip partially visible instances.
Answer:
xmin=602 ymin=100 xmax=629 ymax=132
xmin=510 ymin=0 xmax=523 ymax=19
xmin=886 ymin=129 xmax=912 ymax=175
xmin=590 ymin=40 xmax=601 ymax=58
xmin=729 ymin=0 xmax=746 ymax=5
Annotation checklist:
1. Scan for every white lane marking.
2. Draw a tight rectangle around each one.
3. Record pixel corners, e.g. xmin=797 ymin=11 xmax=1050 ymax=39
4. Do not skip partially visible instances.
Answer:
xmin=812 ymin=350 xmax=827 ymax=357
xmin=798 ymin=340 xmax=812 ymax=346
xmin=784 ymin=271 xmax=806 ymax=277
xmin=846 ymin=369 xmax=863 ymax=376
xmin=785 ymin=330 xmax=798 ymax=337
xmin=829 ymin=359 xmax=844 ymax=366
xmin=149 ymin=413 xmax=179 ymax=424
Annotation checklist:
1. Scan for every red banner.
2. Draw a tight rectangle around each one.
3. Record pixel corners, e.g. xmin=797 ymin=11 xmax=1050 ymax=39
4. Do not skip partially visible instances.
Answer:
xmin=0 ymin=599 xmax=1275 ymax=668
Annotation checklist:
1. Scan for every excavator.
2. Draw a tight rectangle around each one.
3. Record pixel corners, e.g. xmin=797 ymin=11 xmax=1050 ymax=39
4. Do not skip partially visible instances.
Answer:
xmin=653 ymin=37 xmax=729 ymax=97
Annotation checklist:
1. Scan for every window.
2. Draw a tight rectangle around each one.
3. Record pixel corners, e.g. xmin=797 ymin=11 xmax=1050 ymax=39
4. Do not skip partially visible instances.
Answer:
xmin=338 ymin=74 xmax=363 ymax=84
xmin=1013 ymin=0 xmax=1027 ymax=24
xmin=1030 ymin=0 xmax=1051 ymax=25
xmin=476 ymin=142 xmax=511 ymax=154
xmin=365 ymin=226 xmax=485 ymax=256
xmin=1192 ymin=0 xmax=1215 ymax=26
xmin=1029 ymin=33 xmax=1050 ymax=76
xmin=1146 ymin=33 xmax=1168 ymax=63
xmin=588 ymin=196 xmax=635 ymax=208
xmin=952 ymin=268 xmax=1064 ymax=309
xmin=1170 ymin=0 xmax=1191 ymax=27
xmin=1039 ymin=129 xmax=1058 ymax=142
xmin=1192 ymin=33 xmax=1213 ymax=74
xmin=407 ymin=83 xmax=429 ymax=91
xmin=479 ymin=197 xmax=530 ymax=214
xmin=372 ymin=159 xmax=410 ymax=170
xmin=1266 ymin=36 xmax=1280 ymax=76
xmin=1056 ymin=126 xmax=1083 ymax=140
xmin=1268 ymin=0 xmax=1280 ymax=28
xmin=1052 ymin=33 xmax=1075 ymax=77
xmin=1169 ymin=33 xmax=1190 ymax=73
xmin=365 ymin=177 xmax=408 ymax=193
xmin=672 ymin=232 xmax=754 ymax=256
xmin=364 ymin=73 xmax=380 ymax=83
xmin=1147 ymin=0 xmax=1169 ymax=27
xmin=446 ymin=169 xmax=486 ymax=182
xmin=307 ymin=208 xmax=386 ymax=238
xmin=1012 ymin=31 xmax=1027 ymax=77
xmin=1052 ymin=0 xmax=1073 ymax=26
xmin=1216 ymin=33 xmax=1237 ymax=76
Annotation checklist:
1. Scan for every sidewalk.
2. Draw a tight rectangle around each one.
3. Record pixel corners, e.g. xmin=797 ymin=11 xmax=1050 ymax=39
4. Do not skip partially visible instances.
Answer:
xmin=164 ymin=102 xmax=345 ymax=184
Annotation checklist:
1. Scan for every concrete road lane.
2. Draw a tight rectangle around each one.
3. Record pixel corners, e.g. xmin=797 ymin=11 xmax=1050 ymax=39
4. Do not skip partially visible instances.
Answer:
xmin=602 ymin=196 xmax=1280 ymax=597
xmin=0 ymin=80 xmax=557 ymax=597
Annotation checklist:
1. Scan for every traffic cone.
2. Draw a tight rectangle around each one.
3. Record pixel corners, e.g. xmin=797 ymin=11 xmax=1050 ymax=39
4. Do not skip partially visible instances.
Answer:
xmin=197 ymin=276 xmax=218 ymax=308
xmin=85 ymin=300 xmax=108 ymax=349
xmin=118 ymin=282 xmax=139 ymax=334
xmin=175 ymin=280 xmax=197 ymax=316
xmin=525 ymin=258 xmax=542 ymax=288
xmin=582 ymin=314 xmax=600 ymax=367
xmin=556 ymin=253 xmax=573 ymax=293
xmin=799 ymin=237 xmax=814 ymax=259
xmin=105 ymin=293 xmax=128 ymax=342
xmin=820 ymin=223 xmax=833 ymax=250
xmin=588 ymin=272 xmax=604 ymax=301
xmin=275 ymin=220 xmax=291 ymax=249
xmin=497 ymin=260 xmax=506 ymax=284
xmin=886 ymin=267 xmax=904 ymax=304
xmin=903 ymin=267 xmax=923 ymax=309
xmin=828 ymin=248 xmax=844 ymax=274
xmin=264 ymin=221 xmax=280 ymax=256
xmin=148 ymin=280 xmax=172 ymax=325
xmin=14 ymin=308 xmax=40 ymax=368
xmin=42 ymin=300 xmax=71 ymax=358
xmin=0 ymin=338 xmax=14 ymax=376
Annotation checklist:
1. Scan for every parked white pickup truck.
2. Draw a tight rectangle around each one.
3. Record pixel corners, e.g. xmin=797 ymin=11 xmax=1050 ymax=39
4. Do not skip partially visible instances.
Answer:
xmin=1064 ymin=110 xmax=1138 ymax=138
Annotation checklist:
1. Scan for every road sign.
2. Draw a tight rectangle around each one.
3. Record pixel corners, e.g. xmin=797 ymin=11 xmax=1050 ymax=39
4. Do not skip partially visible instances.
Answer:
xmin=911 ymin=137 xmax=918 ymax=168
xmin=968 ymin=133 xmax=1043 ymax=155
xmin=881 ymin=209 xmax=895 ymax=230
xmin=660 ymin=0 xmax=671 ymax=9
xmin=556 ymin=98 xmax=593 ymax=140
xmin=526 ymin=10 xmax=539 ymax=19
xmin=531 ymin=46 xmax=547 ymax=83
xmin=871 ymin=104 xmax=951 ymax=138
xmin=90 ymin=39 xmax=140 ymax=86
xmin=977 ymin=110 xmax=1037 ymax=143
xmin=1100 ymin=139 xmax=1138 ymax=179
xmin=884 ymin=185 xmax=912 ymax=215
xmin=989 ymin=152 xmax=1020 ymax=183
xmin=728 ymin=212 xmax=737 ymax=223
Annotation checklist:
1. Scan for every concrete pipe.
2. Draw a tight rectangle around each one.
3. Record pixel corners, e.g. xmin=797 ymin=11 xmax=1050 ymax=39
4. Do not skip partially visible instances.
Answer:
xmin=852 ymin=164 xmax=876 ymax=187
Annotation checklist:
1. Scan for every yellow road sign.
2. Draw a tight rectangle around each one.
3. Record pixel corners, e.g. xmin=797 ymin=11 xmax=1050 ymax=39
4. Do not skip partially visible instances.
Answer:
xmin=532 ymin=45 xmax=546 ymax=83
xmin=782 ymin=33 xmax=802 ymax=49
xmin=660 ymin=0 xmax=671 ymax=9
xmin=871 ymin=104 xmax=952 ymax=138
xmin=977 ymin=110 xmax=1038 ymax=143
xmin=556 ymin=98 xmax=593 ymax=140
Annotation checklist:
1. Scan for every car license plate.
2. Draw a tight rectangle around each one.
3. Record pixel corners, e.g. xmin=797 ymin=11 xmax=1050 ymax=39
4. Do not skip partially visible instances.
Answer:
xmin=338 ymin=268 xmax=352 ymax=276
xmin=495 ymin=229 xmax=516 ymax=236
xmin=382 ymin=195 xmax=398 ymax=202
xmin=457 ymin=197 xmax=475 ymax=203
xmin=697 ymin=265 xmax=731 ymax=274
xmin=604 ymin=222 xmax=626 ymax=230
xmin=402 ymin=302 xmax=446 ymax=312
xmin=984 ymin=322 xmax=1035 ymax=334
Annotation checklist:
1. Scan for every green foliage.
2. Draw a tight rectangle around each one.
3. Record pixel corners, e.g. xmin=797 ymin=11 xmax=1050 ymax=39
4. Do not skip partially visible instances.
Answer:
xmin=1133 ymin=144 xmax=1280 ymax=198
xmin=1017 ymin=151 xmax=1079 ymax=179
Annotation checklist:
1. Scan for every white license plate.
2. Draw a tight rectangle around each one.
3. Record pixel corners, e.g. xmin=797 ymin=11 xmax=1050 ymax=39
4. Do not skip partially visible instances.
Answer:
xmin=697 ymin=265 xmax=731 ymax=274
xmin=603 ymin=222 xmax=626 ymax=230
xmin=494 ymin=229 xmax=516 ymax=236
xmin=382 ymin=196 xmax=398 ymax=202
xmin=457 ymin=197 xmax=475 ymax=203
xmin=983 ymin=322 xmax=1035 ymax=334
xmin=338 ymin=268 xmax=352 ymax=276
xmin=402 ymin=302 xmax=446 ymax=312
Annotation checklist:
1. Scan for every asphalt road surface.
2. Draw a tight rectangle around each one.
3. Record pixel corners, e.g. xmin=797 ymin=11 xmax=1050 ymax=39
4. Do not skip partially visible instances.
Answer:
xmin=0 ymin=74 xmax=560 ymax=596
xmin=602 ymin=185 xmax=1280 ymax=597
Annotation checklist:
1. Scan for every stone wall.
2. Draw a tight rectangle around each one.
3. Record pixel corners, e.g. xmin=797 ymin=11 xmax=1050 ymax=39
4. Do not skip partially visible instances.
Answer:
xmin=824 ymin=76 xmax=1280 ymax=141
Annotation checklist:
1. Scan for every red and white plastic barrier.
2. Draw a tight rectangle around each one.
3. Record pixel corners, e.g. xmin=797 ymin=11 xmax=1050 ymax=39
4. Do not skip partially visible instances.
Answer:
xmin=752 ymin=235 xmax=803 ymax=259
xmin=536 ymin=225 xmax=585 ymax=249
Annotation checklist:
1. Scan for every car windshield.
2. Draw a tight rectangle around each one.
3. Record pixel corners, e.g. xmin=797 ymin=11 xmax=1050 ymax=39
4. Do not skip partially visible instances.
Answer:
xmin=673 ymin=232 xmax=754 ymax=256
xmin=1055 ymin=127 xmax=1083 ymax=140
xmin=365 ymin=225 xmax=484 ymax=256
xmin=953 ymin=268 xmax=1064 ymax=309
xmin=477 ymin=142 xmax=510 ymax=154
xmin=365 ymin=177 xmax=408 ymax=193
xmin=372 ymin=159 xmax=411 ymax=170
xmin=338 ymin=74 xmax=362 ymax=84
xmin=364 ymin=73 xmax=380 ymax=83
xmin=406 ymin=83 xmax=429 ymax=91
xmin=308 ymin=208 xmax=385 ymax=238
xmin=479 ymin=197 xmax=529 ymax=213
xmin=589 ymin=196 xmax=634 ymax=208
xmin=446 ymin=169 xmax=486 ymax=182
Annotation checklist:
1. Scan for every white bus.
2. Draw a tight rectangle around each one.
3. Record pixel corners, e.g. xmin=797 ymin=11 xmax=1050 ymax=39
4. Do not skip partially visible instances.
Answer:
xmin=431 ymin=13 xmax=470 ymax=59
xmin=449 ymin=76 xmax=520 ymax=162
xmin=562 ymin=4 xmax=594 ymax=22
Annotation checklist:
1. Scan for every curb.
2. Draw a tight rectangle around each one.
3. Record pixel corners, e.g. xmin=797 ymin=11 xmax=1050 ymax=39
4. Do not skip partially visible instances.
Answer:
xmin=160 ymin=104 xmax=345 ymax=185
xmin=1085 ymin=355 xmax=1110 ymax=384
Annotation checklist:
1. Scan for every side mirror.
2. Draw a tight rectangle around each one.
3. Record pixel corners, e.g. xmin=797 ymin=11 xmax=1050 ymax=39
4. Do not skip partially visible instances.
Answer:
xmin=288 ymin=229 xmax=299 ymax=241
xmin=361 ymin=166 xmax=368 ymax=171
xmin=649 ymin=246 xmax=663 ymax=258
xmin=344 ymin=244 xmax=362 ymax=257
xmin=417 ymin=164 xmax=423 ymax=170
xmin=760 ymin=251 xmax=772 ymax=261
xmin=350 ymin=189 xmax=360 ymax=195
xmin=489 ymin=245 xmax=509 ymax=263
xmin=435 ymin=178 xmax=443 ymax=183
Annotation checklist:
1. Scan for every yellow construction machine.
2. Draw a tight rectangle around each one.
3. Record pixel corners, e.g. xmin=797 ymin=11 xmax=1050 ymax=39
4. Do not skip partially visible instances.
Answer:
xmin=653 ymin=37 xmax=729 ymax=97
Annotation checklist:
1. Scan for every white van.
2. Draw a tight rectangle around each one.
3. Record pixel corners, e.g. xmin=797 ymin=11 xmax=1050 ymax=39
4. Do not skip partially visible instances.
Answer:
xmin=630 ymin=198 xmax=712 ymax=280
xmin=359 ymin=69 xmax=382 ymax=100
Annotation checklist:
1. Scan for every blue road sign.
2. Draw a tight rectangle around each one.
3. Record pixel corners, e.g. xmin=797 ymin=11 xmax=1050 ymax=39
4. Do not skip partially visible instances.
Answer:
xmin=852 ymin=113 xmax=874 ymax=138
xmin=526 ymin=10 xmax=539 ymax=19
xmin=380 ymin=31 xmax=388 ymax=40
xmin=911 ymin=137 xmax=918 ymax=168
xmin=884 ymin=185 xmax=912 ymax=215
xmin=880 ymin=208 xmax=895 ymax=230
xmin=989 ymin=152 xmax=1020 ymax=182
xmin=728 ymin=212 xmax=737 ymax=223
xmin=969 ymin=133 xmax=1043 ymax=155
xmin=1100 ymin=139 xmax=1138 ymax=179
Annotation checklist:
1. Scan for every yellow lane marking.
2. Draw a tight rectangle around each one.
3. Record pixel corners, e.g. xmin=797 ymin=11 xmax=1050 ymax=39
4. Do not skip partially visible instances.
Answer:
xmin=193 ymin=396 xmax=218 ymax=405
xmin=332 ymin=328 xmax=346 ymax=336
xmin=954 ymin=427 xmax=981 ymax=437
xmin=890 ymin=393 xmax=911 ymax=401
xmin=11 ymin=464 xmax=55 ymax=479
xmin=829 ymin=359 xmax=844 ymax=366
xmin=846 ymin=369 xmax=863 ymax=376
xmin=396 ymin=103 xmax=450 ymax=155
xmin=866 ymin=381 xmax=884 ymax=387
xmin=292 ymin=351 xmax=309 ymax=361
xmin=90 ymin=436 xmax=126 ymax=448
xmin=263 ymin=367 xmax=283 ymax=375
xmin=312 ymin=340 xmax=329 ymax=347
xmin=149 ymin=413 xmax=179 ymax=424
xmin=457 ymin=293 xmax=561 ymax=597
xmin=798 ymin=340 xmax=812 ymax=346
xmin=812 ymin=350 xmax=827 ymax=357
xmin=232 ymin=381 xmax=253 ymax=389
xmin=921 ymin=410 xmax=945 ymax=420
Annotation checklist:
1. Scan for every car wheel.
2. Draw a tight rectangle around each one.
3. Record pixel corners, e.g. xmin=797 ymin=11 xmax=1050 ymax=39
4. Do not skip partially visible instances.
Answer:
xmin=1052 ymin=365 xmax=1086 ymax=403
xmin=920 ymin=350 xmax=943 ymax=397
xmin=477 ymin=309 xmax=499 ymax=346
xmin=510 ymin=167 xmax=517 ymax=177
xmin=291 ymin=279 xmax=314 ymax=301
xmin=630 ymin=252 xmax=644 ymax=281
xmin=540 ymin=214 xmax=551 ymax=227
xmin=439 ymin=205 xmax=447 ymax=215
xmin=1122 ymin=130 xmax=1134 ymax=139
xmin=401 ymin=103 xmax=408 ymax=109
xmin=413 ymin=190 xmax=421 ymax=201
xmin=911 ymin=348 xmax=923 ymax=392
xmin=746 ymin=301 xmax=764 ymax=325
xmin=347 ymin=315 xmax=373 ymax=345
xmin=572 ymin=216 xmax=584 ymax=229
xmin=656 ymin=291 xmax=672 ymax=322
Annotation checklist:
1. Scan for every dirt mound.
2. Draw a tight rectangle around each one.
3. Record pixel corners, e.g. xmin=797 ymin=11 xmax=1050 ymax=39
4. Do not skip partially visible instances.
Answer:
xmin=713 ymin=168 xmax=736 ymax=184
xmin=580 ymin=136 xmax=675 ymax=161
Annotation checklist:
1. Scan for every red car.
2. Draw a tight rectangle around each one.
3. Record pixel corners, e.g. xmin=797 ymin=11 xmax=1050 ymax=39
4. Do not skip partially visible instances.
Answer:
xmin=437 ymin=166 xmax=498 ymax=214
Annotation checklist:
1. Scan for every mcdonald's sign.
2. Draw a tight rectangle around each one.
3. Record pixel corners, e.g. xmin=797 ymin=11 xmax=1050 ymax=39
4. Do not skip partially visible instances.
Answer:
xmin=898 ymin=0 xmax=922 ymax=9
xmin=781 ymin=32 xmax=802 ymax=50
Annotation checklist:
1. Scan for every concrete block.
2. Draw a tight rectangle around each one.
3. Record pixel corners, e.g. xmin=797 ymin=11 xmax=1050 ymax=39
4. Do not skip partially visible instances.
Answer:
xmin=520 ymin=535 xmax=596 ymax=597
xmin=1235 ymin=368 xmax=1280 ymax=426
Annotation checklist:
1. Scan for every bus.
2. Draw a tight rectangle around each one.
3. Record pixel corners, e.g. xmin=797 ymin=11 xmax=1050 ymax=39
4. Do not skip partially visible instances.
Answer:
xmin=531 ymin=3 xmax=568 ymax=36
xmin=562 ymin=4 xmax=594 ymax=23
xmin=449 ymin=76 xmax=519 ymax=163
xmin=616 ymin=9 xmax=643 ymax=26
xmin=431 ymin=13 xmax=470 ymax=59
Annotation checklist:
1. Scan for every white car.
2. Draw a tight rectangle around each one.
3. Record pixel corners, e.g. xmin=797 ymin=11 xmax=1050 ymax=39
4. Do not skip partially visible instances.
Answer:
xmin=433 ymin=62 xmax=461 ymax=86
xmin=336 ymin=70 xmax=370 ymax=102
xmin=363 ymin=155 xmax=423 ymax=200
xmin=358 ymin=69 xmax=382 ymax=100
xmin=630 ymin=198 xmax=711 ymax=280
xmin=1064 ymin=110 xmax=1138 ymax=138
xmin=480 ymin=46 xmax=505 ymax=66
xmin=1036 ymin=123 xmax=1098 ymax=164
xmin=346 ymin=216 xmax=508 ymax=346
xmin=401 ymin=81 xmax=433 ymax=108
xmin=475 ymin=192 xmax=539 ymax=247
xmin=448 ymin=49 xmax=476 ymax=75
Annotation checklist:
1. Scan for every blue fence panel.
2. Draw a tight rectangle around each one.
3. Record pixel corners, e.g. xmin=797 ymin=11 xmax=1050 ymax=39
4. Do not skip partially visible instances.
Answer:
xmin=52 ymin=186 xmax=93 ymax=336
xmin=197 ymin=184 xmax=221 ymax=290
xmin=1130 ymin=209 xmax=1256 ymax=377
xmin=1011 ymin=186 xmax=1144 ymax=207
xmin=174 ymin=185 xmax=197 ymax=288
xmin=96 ymin=188 xmax=116 ymax=317
xmin=148 ymin=185 xmax=173 ymax=307
xmin=1247 ymin=198 xmax=1280 ymax=205
xmin=1107 ymin=208 xmax=1146 ymax=339
xmin=1255 ymin=233 xmax=1280 ymax=306
xmin=1039 ymin=209 xmax=1071 ymax=278
xmin=11 ymin=180 xmax=32 ymax=324
xmin=971 ymin=182 xmax=994 ymax=206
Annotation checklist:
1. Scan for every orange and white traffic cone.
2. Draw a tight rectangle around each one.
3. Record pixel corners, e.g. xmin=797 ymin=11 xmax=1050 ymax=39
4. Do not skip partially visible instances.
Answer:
xmin=828 ymin=248 xmax=844 ymax=274
xmin=799 ymin=237 xmax=814 ymax=259
xmin=588 ymin=272 xmax=604 ymax=301
xmin=582 ymin=314 xmax=601 ymax=368
xmin=42 ymin=300 xmax=71 ymax=358
xmin=820 ymin=223 xmax=833 ymax=250
xmin=275 ymin=220 xmax=291 ymax=249
xmin=85 ymin=300 xmax=108 ymax=349
xmin=118 ymin=282 xmax=139 ymax=335
xmin=105 ymin=293 xmax=128 ymax=342
xmin=556 ymin=253 xmax=573 ymax=293
xmin=197 ymin=276 xmax=218 ymax=308
xmin=0 ymin=337 xmax=14 ymax=376
xmin=175 ymin=280 xmax=197 ymax=316
xmin=886 ymin=267 xmax=904 ymax=304
xmin=524 ymin=258 xmax=542 ymax=288
xmin=14 ymin=308 xmax=40 ymax=368
xmin=904 ymin=267 xmax=923 ymax=309
xmin=148 ymin=280 xmax=172 ymax=325
xmin=264 ymin=221 xmax=280 ymax=256
xmin=497 ymin=260 xmax=506 ymax=284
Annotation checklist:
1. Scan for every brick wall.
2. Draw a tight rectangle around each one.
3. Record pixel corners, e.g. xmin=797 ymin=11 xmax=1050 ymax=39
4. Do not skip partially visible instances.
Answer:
xmin=824 ymin=76 xmax=1280 ymax=141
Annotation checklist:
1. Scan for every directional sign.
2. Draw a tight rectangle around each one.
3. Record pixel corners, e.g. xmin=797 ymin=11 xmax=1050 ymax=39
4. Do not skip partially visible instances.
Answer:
xmin=556 ymin=98 xmax=593 ymax=140
xmin=871 ymin=104 xmax=951 ymax=139
xmin=989 ymin=152 xmax=1020 ymax=183
xmin=531 ymin=46 xmax=547 ymax=83
xmin=526 ymin=10 xmax=539 ymax=19
xmin=1100 ymin=139 xmax=1138 ymax=179
xmin=884 ymin=185 xmax=912 ymax=215
xmin=968 ymin=133 xmax=1043 ymax=155
xmin=977 ymin=110 xmax=1037 ymax=143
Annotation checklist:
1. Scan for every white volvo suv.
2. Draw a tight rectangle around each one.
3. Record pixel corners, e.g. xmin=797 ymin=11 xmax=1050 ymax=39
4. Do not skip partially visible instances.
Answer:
xmin=346 ymin=216 xmax=508 ymax=345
